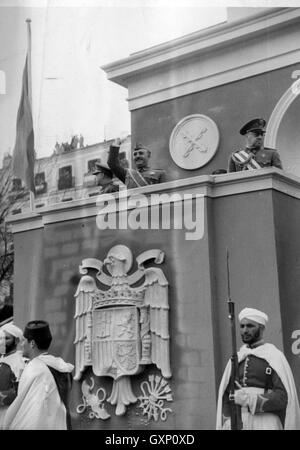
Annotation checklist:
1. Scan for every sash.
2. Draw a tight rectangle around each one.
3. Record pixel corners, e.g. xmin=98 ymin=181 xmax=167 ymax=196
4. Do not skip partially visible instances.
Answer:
xmin=232 ymin=150 xmax=262 ymax=170
xmin=126 ymin=169 xmax=149 ymax=188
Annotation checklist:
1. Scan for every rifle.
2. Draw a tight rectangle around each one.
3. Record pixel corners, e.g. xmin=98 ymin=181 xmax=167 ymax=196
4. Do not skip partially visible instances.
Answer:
xmin=226 ymin=249 xmax=243 ymax=430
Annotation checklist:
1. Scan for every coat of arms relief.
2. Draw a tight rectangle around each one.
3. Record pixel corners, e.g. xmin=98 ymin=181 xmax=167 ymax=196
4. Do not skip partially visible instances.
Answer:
xmin=74 ymin=245 xmax=172 ymax=419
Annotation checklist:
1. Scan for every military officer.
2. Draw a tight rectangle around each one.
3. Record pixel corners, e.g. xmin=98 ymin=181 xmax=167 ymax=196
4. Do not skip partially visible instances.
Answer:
xmin=108 ymin=139 xmax=165 ymax=189
xmin=228 ymin=118 xmax=283 ymax=172
xmin=92 ymin=161 xmax=119 ymax=194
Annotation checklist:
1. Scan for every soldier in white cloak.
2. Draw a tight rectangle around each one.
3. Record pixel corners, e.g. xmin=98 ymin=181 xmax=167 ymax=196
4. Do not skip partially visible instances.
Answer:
xmin=216 ymin=307 xmax=300 ymax=430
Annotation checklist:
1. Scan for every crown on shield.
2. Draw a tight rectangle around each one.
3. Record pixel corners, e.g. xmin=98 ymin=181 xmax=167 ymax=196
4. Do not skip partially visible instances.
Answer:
xmin=93 ymin=285 xmax=144 ymax=309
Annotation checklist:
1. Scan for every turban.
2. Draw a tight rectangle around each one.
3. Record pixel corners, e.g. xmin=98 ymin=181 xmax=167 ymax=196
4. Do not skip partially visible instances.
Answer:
xmin=1 ymin=322 xmax=24 ymax=341
xmin=238 ymin=307 xmax=268 ymax=326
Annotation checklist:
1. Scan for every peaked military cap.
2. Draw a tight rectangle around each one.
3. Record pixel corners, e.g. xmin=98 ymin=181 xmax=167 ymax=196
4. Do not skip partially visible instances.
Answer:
xmin=239 ymin=118 xmax=266 ymax=135
xmin=92 ymin=160 xmax=113 ymax=177
xmin=24 ymin=320 xmax=52 ymax=342
xmin=134 ymin=143 xmax=151 ymax=153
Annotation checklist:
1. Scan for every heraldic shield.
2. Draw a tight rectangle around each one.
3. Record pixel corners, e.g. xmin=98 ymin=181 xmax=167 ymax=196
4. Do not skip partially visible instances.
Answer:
xmin=74 ymin=245 xmax=171 ymax=416
xmin=92 ymin=306 xmax=140 ymax=377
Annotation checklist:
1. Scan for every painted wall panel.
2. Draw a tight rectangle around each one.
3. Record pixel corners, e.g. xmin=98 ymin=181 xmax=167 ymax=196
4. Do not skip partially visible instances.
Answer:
xmin=131 ymin=63 xmax=300 ymax=180
xmin=13 ymin=198 xmax=217 ymax=429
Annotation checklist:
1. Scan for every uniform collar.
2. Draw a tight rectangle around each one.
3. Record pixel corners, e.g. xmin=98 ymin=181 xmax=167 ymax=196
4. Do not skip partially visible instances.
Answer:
xmin=138 ymin=166 xmax=149 ymax=173
xmin=246 ymin=146 xmax=263 ymax=155
xmin=247 ymin=339 xmax=265 ymax=349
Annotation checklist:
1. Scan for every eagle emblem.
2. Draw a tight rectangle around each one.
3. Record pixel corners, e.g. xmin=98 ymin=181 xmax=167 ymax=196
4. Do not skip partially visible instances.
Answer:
xmin=74 ymin=245 xmax=171 ymax=416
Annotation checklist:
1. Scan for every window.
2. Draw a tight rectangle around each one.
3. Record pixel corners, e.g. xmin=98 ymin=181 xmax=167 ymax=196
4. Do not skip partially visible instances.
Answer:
xmin=58 ymin=165 xmax=73 ymax=190
xmin=12 ymin=208 xmax=22 ymax=215
xmin=87 ymin=159 xmax=99 ymax=174
xmin=11 ymin=178 xmax=22 ymax=191
xmin=35 ymin=172 xmax=47 ymax=194
xmin=35 ymin=172 xmax=45 ymax=185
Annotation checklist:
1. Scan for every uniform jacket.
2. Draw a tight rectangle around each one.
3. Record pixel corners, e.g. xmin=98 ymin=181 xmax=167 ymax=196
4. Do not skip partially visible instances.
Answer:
xmin=98 ymin=182 xmax=119 ymax=194
xmin=228 ymin=147 xmax=283 ymax=172
xmin=108 ymin=145 xmax=165 ymax=188
xmin=125 ymin=167 xmax=165 ymax=189
xmin=216 ymin=343 xmax=300 ymax=430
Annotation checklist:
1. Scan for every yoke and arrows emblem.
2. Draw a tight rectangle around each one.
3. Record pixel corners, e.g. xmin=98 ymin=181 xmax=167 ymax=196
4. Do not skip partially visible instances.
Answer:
xmin=74 ymin=245 xmax=171 ymax=416
xmin=181 ymin=127 xmax=208 ymax=157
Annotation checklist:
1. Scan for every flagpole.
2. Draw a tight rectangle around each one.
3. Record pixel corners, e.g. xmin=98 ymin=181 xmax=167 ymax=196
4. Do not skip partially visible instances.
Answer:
xmin=26 ymin=18 xmax=35 ymax=212
xmin=26 ymin=19 xmax=32 ymax=106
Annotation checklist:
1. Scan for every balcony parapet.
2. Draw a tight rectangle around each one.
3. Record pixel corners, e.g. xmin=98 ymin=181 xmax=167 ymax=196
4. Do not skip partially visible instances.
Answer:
xmin=7 ymin=168 xmax=300 ymax=234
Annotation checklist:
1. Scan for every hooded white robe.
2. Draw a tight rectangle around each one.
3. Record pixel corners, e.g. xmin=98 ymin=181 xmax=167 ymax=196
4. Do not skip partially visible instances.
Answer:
xmin=216 ymin=343 xmax=300 ymax=430
xmin=2 ymin=354 xmax=74 ymax=430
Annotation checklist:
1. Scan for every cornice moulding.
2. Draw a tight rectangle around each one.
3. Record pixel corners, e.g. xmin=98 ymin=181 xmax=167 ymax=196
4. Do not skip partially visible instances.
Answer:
xmin=102 ymin=8 xmax=299 ymax=85
xmin=102 ymin=8 xmax=300 ymax=110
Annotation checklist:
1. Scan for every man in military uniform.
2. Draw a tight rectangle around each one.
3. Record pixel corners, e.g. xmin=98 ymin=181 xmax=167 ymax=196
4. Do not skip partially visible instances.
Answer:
xmin=216 ymin=308 xmax=300 ymax=430
xmin=108 ymin=139 xmax=165 ymax=189
xmin=92 ymin=161 xmax=119 ymax=194
xmin=228 ymin=118 xmax=283 ymax=172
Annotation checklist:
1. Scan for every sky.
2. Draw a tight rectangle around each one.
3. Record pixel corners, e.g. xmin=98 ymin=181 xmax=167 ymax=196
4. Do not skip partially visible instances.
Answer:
xmin=0 ymin=0 xmax=297 ymax=163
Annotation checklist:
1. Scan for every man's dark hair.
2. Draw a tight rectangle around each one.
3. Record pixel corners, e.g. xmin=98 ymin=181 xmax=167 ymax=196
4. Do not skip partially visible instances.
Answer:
xmin=33 ymin=335 xmax=52 ymax=350
xmin=24 ymin=320 xmax=52 ymax=350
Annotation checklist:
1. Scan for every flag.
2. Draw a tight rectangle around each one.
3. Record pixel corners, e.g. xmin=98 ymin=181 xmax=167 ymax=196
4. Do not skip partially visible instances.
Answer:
xmin=12 ymin=55 xmax=35 ymax=194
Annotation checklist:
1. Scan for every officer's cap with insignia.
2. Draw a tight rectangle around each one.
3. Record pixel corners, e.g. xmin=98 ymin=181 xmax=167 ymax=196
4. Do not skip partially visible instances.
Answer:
xmin=239 ymin=118 xmax=266 ymax=136
xmin=92 ymin=160 xmax=113 ymax=178
xmin=134 ymin=143 xmax=151 ymax=155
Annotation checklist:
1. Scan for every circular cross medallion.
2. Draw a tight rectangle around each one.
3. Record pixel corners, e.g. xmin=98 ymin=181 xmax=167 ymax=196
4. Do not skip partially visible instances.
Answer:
xmin=169 ymin=114 xmax=219 ymax=169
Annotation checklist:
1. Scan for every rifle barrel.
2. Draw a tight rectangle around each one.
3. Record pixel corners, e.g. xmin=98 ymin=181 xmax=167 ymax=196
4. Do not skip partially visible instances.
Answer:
xmin=226 ymin=250 xmax=243 ymax=430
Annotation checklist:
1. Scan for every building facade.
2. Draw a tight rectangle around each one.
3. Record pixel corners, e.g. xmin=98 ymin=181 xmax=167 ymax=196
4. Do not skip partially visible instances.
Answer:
xmin=6 ymin=7 xmax=300 ymax=430
xmin=0 ymin=136 xmax=131 ymax=214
